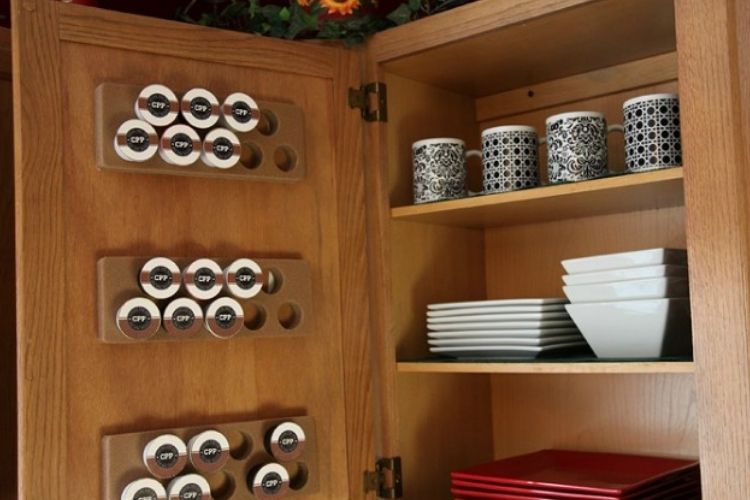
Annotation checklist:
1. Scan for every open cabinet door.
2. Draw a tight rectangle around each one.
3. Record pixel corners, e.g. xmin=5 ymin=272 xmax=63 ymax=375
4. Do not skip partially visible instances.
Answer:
xmin=12 ymin=1 xmax=380 ymax=498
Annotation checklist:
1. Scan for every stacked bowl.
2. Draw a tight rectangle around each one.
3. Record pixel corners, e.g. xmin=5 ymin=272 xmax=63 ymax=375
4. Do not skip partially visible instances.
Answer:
xmin=562 ymin=248 xmax=692 ymax=359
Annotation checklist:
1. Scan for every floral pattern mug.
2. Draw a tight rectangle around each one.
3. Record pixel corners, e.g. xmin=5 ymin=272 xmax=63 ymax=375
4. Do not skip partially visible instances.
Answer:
xmin=412 ymin=138 xmax=481 ymax=204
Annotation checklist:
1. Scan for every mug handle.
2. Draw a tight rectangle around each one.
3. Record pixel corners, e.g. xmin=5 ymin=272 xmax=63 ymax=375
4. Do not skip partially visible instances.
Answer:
xmin=608 ymin=124 xmax=624 ymax=134
xmin=465 ymin=149 xmax=483 ymax=196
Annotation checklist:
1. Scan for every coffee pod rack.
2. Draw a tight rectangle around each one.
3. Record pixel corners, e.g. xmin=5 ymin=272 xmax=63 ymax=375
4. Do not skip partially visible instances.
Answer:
xmin=96 ymin=82 xmax=306 ymax=181
xmin=104 ymin=416 xmax=318 ymax=500
xmin=98 ymin=256 xmax=313 ymax=343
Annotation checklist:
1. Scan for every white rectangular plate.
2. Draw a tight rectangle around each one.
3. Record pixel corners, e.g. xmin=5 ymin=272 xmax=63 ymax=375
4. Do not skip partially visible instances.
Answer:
xmin=562 ymin=248 xmax=687 ymax=274
xmin=427 ymin=304 xmax=567 ymax=318
xmin=562 ymin=264 xmax=688 ymax=285
xmin=428 ymin=298 xmax=567 ymax=310
xmin=428 ymin=320 xmax=576 ymax=331
xmin=429 ymin=341 xmax=589 ymax=358
xmin=428 ymin=335 xmax=584 ymax=347
xmin=428 ymin=328 xmax=580 ymax=339
xmin=428 ymin=312 xmax=570 ymax=324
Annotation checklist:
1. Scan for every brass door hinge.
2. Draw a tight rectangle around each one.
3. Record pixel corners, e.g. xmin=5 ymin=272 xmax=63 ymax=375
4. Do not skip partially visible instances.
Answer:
xmin=349 ymin=82 xmax=388 ymax=122
xmin=364 ymin=456 xmax=403 ymax=499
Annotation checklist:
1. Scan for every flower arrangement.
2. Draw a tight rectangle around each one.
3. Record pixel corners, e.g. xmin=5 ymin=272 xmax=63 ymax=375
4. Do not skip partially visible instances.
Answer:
xmin=178 ymin=0 xmax=474 ymax=45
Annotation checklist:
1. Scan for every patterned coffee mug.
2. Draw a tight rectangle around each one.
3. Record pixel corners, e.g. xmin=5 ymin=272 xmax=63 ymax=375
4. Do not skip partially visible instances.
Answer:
xmin=412 ymin=138 xmax=481 ymax=204
xmin=481 ymin=125 xmax=540 ymax=194
xmin=545 ymin=112 xmax=623 ymax=184
xmin=623 ymin=93 xmax=682 ymax=172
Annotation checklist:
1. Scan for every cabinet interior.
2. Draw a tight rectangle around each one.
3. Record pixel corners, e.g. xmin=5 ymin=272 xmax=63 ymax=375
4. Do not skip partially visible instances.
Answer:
xmin=373 ymin=1 xmax=698 ymax=497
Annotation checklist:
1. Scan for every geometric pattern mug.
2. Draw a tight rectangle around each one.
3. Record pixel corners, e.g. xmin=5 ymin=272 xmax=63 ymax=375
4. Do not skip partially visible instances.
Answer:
xmin=623 ymin=93 xmax=682 ymax=172
xmin=481 ymin=125 xmax=540 ymax=194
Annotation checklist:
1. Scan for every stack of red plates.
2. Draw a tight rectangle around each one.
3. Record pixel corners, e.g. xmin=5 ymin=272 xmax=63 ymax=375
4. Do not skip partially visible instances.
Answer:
xmin=451 ymin=450 xmax=700 ymax=499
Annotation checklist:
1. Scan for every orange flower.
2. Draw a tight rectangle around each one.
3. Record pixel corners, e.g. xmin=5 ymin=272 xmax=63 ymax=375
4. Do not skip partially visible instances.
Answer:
xmin=320 ymin=0 xmax=361 ymax=15
xmin=297 ymin=0 xmax=312 ymax=6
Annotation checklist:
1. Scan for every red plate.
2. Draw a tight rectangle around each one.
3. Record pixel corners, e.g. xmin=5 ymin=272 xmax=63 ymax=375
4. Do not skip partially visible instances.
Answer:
xmin=452 ymin=480 xmax=700 ymax=500
xmin=451 ymin=450 xmax=699 ymax=495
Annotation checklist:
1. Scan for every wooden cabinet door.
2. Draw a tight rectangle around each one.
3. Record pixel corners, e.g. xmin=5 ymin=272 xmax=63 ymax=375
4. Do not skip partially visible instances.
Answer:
xmin=12 ymin=1 xmax=377 ymax=498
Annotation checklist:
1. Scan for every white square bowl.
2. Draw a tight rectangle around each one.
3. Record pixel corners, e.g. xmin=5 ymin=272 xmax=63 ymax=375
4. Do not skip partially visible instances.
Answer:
xmin=565 ymin=298 xmax=692 ymax=359
xmin=562 ymin=248 xmax=687 ymax=274
xmin=562 ymin=265 xmax=688 ymax=285
xmin=563 ymin=278 xmax=689 ymax=303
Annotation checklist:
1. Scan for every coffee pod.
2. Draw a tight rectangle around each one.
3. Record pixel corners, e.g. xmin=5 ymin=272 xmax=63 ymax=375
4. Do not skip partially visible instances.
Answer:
xmin=135 ymin=84 xmax=179 ymax=127
xmin=205 ymin=297 xmax=244 ymax=339
xmin=224 ymin=258 xmax=264 ymax=299
xmin=114 ymin=119 xmax=159 ymax=162
xmin=143 ymin=434 xmax=188 ymax=479
xmin=140 ymin=257 xmax=182 ymax=300
xmin=116 ymin=298 xmax=161 ymax=340
xmin=167 ymin=474 xmax=211 ymax=500
xmin=184 ymin=259 xmax=225 ymax=300
xmin=159 ymin=124 xmax=201 ymax=166
xmin=221 ymin=92 xmax=261 ymax=133
xmin=201 ymin=128 xmax=240 ymax=169
xmin=164 ymin=298 xmax=204 ymax=338
xmin=267 ymin=422 xmax=306 ymax=462
xmin=121 ymin=478 xmax=167 ymax=500
xmin=248 ymin=463 xmax=290 ymax=499
xmin=188 ymin=430 xmax=230 ymax=473
xmin=181 ymin=88 xmax=220 ymax=129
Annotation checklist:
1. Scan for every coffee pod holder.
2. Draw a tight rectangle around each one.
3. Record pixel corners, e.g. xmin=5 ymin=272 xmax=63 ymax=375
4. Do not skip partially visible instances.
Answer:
xmin=95 ymin=83 xmax=306 ymax=181
xmin=98 ymin=256 xmax=313 ymax=343
xmin=103 ymin=416 xmax=318 ymax=500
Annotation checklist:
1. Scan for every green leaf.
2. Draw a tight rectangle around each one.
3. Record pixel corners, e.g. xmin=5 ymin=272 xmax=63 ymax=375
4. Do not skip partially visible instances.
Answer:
xmin=279 ymin=7 xmax=291 ymax=22
xmin=408 ymin=0 xmax=421 ymax=11
xmin=387 ymin=4 xmax=414 ymax=25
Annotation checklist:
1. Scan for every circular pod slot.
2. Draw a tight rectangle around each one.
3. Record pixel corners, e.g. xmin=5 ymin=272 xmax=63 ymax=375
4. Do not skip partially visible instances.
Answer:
xmin=277 ymin=303 xmax=302 ymax=330
xmin=220 ymin=92 xmax=261 ymax=133
xmin=143 ymin=434 xmax=188 ymax=480
xmin=240 ymin=142 xmax=263 ymax=170
xmin=114 ymin=119 xmax=159 ymax=162
xmin=183 ymin=258 xmax=225 ymax=301
xmin=135 ymin=84 xmax=179 ymax=127
xmin=206 ymin=471 xmax=235 ymax=500
xmin=287 ymin=463 xmax=309 ymax=491
xmin=273 ymin=146 xmax=298 ymax=172
xmin=121 ymin=478 xmax=167 ymax=500
xmin=243 ymin=302 xmax=267 ymax=331
xmin=167 ymin=474 xmax=211 ymax=500
xmin=188 ymin=430 xmax=230 ymax=474
xmin=116 ymin=297 xmax=161 ymax=341
xmin=140 ymin=257 xmax=182 ymax=300
xmin=202 ymin=128 xmax=241 ymax=169
xmin=225 ymin=430 xmax=253 ymax=460
xmin=261 ymin=268 xmax=283 ymax=294
xmin=257 ymin=109 xmax=279 ymax=136
xmin=205 ymin=297 xmax=244 ymax=339
xmin=159 ymin=124 xmax=201 ymax=166
xmin=224 ymin=258 xmax=263 ymax=299
xmin=181 ymin=88 xmax=220 ymax=129
xmin=248 ymin=463 xmax=290 ymax=499
xmin=267 ymin=421 xmax=306 ymax=462
xmin=164 ymin=298 xmax=204 ymax=338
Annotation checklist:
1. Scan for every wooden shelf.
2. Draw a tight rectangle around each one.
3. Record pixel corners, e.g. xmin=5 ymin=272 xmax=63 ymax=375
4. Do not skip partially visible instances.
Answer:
xmin=397 ymin=359 xmax=695 ymax=375
xmin=391 ymin=168 xmax=684 ymax=228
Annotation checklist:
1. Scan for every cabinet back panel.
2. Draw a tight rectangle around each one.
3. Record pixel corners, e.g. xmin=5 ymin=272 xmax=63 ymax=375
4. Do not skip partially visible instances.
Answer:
xmin=58 ymin=42 xmax=349 ymax=498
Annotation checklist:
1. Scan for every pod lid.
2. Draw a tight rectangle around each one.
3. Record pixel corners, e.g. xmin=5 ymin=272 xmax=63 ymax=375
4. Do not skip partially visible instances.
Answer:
xmin=114 ymin=119 xmax=159 ymax=162
xmin=250 ymin=463 xmax=290 ymax=499
xmin=268 ymin=422 xmax=306 ymax=461
xmin=188 ymin=430 xmax=230 ymax=473
xmin=205 ymin=297 xmax=244 ymax=339
xmin=135 ymin=84 xmax=179 ymax=127
xmin=116 ymin=297 xmax=161 ymax=340
xmin=167 ymin=474 xmax=211 ymax=500
xmin=184 ymin=259 xmax=225 ymax=300
xmin=221 ymin=92 xmax=261 ymax=133
xmin=201 ymin=128 xmax=241 ymax=169
xmin=159 ymin=124 xmax=201 ymax=166
xmin=224 ymin=258 xmax=264 ymax=299
xmin=164 ymin=298 xmax=204 ymax=338
xmin=143 ymin=434 xmax=188 ymax=479
xmin=140 ymin=257 xmax=182 ymax=299
xmin=181 ymin=88 xmax=220 ymax=129
xmin=121 ymin=478 xmax=167 ymax=500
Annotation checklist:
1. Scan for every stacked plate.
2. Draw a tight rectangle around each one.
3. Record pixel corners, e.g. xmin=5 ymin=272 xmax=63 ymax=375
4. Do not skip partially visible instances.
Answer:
xmin=451 ymin=450 xmax=700 ymax=499
xmin=562 ymin=248 xmax=692 ymax=359
xmin=427 ymin=299 xmax=590 ymax=359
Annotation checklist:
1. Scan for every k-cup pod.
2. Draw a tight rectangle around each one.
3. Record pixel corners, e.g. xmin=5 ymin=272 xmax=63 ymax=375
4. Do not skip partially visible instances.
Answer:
xmin=121 ymin=478 xmax=167 ymax=500
xmin=224 ymin=258 xmax=263 ymax=299
xmin=114 ymin=119 xmax=159 ymax=162
xmin=184 ymin=259 xmax=225 ymax=300
xmin=140 ymin=257 xmax=182 ymax=300
xmin=164 ymin=298 xmax=204 ymax=338
xmin=221 ymin=92 xmax=261 ymax=133
xmin=249 ymin=463 xmax=290 ymax=499
xmin=181 ymin=88 xmax=220 ymax=129
xmin=268 ymin=421 xmax=306 ymax=462
xmin=201 ymin=128 xmax=240 ymax=169
xmin=205 ymin=297 xmax=244 ymax=339
xmin=116 ymin=298 xmax=161 ymax=340
xmin=159 ymin=124 xmax=201 ymax=166
xmin=167 ymin=474 xmax=211 ymax=500
xmin=135 ymin=84 xmax=179 ymax=127
xmin=188 ymin=430 xmax=230 ymax=473
xmin=143 ymin=434 xmax=188 ymax=479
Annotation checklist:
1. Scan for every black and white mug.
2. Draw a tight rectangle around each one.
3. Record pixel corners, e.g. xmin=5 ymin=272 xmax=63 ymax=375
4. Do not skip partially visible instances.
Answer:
xmin=623 ymin=93 xmax=682 ymax=172
xmin=412 ymin=138 xmax=481 ymax=204
xmin=545 ymin=112 xmax=623 ymax=184
xmin=481 ymin=125 xmax=540 ymax=194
